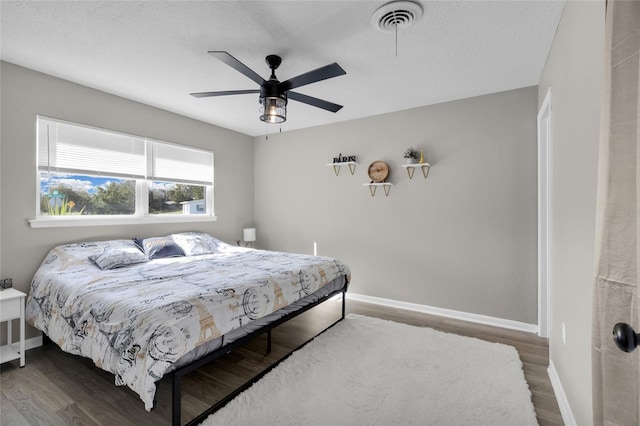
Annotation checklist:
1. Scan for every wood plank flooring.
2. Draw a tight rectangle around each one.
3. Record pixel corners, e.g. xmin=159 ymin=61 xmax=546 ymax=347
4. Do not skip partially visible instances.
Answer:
xmin=1 ymin=298 xmax=563 ymax=425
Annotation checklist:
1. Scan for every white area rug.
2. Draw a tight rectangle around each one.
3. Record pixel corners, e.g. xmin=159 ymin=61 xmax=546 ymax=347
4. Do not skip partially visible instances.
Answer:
xmin=201 ymin=314 xmax=538 ymax=426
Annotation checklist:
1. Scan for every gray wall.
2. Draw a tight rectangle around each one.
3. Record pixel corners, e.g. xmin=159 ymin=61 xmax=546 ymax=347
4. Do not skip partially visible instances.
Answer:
xmin=0 ymin=61 xmax=255 ymax=339
xmin=538 ymin=1 xmax=604 ymax=425
xmin=254 ymin=86 xmax=539 ymax=324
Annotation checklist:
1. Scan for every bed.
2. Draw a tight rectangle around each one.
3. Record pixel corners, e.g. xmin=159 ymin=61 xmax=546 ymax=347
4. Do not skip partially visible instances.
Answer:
xmin=26 ymin=232 xmax=350 ymax=425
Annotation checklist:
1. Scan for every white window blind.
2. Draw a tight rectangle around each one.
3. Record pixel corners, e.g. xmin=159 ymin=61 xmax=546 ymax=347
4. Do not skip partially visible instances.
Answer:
xmin=37 ymin=117 xmax=214 ymax=186
xmin=150 ymin=140 xmax=214 ymax=186
xmin=37 ymin=116 xmax=146 ymax=179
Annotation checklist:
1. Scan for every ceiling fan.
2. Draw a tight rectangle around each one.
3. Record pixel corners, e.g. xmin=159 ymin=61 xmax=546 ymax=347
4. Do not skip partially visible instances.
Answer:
xmin=190 ymin=51 xmax=346 ymax=124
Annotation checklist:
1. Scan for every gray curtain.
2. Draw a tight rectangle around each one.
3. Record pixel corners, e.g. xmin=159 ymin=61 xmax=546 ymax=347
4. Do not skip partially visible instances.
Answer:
xmin=592 ymin=0 xmax=640 ymax=425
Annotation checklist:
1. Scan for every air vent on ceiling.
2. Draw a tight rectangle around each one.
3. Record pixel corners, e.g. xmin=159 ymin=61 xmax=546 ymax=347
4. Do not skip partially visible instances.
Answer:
xmin=371 ymin=1 xmax=423 ymax=32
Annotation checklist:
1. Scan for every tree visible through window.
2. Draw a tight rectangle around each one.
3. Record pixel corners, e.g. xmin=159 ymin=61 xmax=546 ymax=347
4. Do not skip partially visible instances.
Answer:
xmin=149 ymin=182 xmax=206 ymax=215
xmin=40 ymin=175 xmax=135 ymax=216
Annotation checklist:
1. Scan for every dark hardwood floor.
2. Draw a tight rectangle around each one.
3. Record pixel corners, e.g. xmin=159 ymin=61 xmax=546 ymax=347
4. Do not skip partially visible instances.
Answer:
xmin=1 ymin=298 xmax=563 ymax=425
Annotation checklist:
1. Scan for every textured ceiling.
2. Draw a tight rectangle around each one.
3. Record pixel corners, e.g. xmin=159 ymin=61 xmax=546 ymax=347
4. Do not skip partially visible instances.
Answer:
xmin=0 ymin=1 xmax=565 ymax=137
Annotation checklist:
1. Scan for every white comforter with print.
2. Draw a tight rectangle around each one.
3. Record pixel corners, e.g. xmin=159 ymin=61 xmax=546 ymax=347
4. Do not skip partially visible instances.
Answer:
xmin=26 ymin=236 xmax=350 ymax=410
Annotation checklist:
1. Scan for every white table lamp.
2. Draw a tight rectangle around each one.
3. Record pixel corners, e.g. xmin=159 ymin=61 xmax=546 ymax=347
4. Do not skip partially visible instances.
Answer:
xmin=243 ymin=228 xmax=256 ymax=246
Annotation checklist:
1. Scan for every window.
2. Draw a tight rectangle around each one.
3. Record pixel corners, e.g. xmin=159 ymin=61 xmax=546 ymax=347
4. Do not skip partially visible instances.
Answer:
xmin=33 ymin=116 xmax=215 ymax=227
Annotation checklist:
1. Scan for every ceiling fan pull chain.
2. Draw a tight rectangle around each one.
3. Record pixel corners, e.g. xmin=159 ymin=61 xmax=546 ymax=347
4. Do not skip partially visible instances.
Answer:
xmin=395 ymin=21 xmax=398 ymax=57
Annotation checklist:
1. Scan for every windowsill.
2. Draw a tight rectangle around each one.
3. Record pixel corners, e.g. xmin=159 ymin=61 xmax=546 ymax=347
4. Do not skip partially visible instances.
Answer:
xmin=29 ymin=214 xmax=218 ymax=228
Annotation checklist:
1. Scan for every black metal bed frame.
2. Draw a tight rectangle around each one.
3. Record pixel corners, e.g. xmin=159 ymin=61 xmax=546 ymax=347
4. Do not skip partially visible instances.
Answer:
xmin=170 ymin=287 xmax=347 ymax=426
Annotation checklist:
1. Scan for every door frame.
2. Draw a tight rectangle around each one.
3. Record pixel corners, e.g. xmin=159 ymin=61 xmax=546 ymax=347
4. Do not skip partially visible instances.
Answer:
xmin=537 ymin=88 xmax=552 ymax=338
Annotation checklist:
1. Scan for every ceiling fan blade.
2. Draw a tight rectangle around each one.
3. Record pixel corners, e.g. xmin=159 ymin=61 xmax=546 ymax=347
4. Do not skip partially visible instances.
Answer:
xmin=208 ymin=51 xmax=266 ymax=86
xmin=288 ymin=91 xmax=343 ymax=113
xmin=279 ymin=63 xmax=346 ymax=92
xmin=190 ymin=89 xmax=260 ymax=98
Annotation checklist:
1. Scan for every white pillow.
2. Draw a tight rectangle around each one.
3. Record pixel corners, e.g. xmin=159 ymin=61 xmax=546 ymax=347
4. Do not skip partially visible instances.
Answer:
xmin=89 ymin=240 xmax=149 ymax=270
xmin=171 ymin=232 xmax=223 ymax=256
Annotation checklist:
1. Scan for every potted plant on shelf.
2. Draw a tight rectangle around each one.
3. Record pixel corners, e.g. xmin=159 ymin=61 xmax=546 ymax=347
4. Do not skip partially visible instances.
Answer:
xmin=404 ymin=147 xmax=419 ymax=164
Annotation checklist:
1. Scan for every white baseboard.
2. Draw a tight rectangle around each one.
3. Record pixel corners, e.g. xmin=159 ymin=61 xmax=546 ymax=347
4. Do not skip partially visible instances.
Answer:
xmin=24 ymin=335 xmax=43 ymax=350
xmin=547 ymin=360 xmax=577 ymax=426
xmin=346 ymin=292 xmax=539 ymax=334
xmin=8 ymin=335 xmax=44 ymax=351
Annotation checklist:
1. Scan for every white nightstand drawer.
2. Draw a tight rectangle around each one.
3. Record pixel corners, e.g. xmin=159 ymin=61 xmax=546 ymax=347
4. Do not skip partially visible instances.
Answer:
xmin=0 ymin=297 xmax=20 ymax=321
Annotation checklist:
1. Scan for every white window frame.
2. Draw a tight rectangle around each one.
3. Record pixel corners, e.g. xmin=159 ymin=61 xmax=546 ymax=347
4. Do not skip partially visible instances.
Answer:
xmin=30 ymin=116 xmax=216 ymax=228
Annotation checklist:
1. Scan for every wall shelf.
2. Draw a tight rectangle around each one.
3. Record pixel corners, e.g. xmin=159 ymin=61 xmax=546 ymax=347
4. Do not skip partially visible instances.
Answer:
xmin=363 ymin=182 xmax=393 ymax=197
xmin=327 ymin=162 xmax=358 ymax=176
xmin=402 ymin=163 xmax=431 ymax=179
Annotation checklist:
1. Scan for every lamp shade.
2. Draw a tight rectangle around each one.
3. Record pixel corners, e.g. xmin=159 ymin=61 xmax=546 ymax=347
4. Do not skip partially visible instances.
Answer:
xmin=243 ymin=227 xmax=256 ymax=242
xmin=259 ymin=96 xmax=286 ymax=123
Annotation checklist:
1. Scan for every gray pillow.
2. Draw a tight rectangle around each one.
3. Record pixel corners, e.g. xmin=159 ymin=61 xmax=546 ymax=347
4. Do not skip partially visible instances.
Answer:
xmin=139 ymin=236 xmax=185 ymax=259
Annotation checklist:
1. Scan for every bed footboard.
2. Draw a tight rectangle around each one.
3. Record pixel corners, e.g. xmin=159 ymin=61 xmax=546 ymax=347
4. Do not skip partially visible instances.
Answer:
xmin=172 ymin=287 xmax=347 ymax=426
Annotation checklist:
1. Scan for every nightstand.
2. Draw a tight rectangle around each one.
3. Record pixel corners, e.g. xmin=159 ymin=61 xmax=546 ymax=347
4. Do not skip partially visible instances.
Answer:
xmin=0 ymin=288 xmax=26 ymax=367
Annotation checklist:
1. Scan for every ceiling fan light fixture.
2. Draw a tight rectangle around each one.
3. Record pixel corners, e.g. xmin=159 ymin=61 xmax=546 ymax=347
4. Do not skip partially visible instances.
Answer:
xmin=191 ymin=51 xmax=344 ymax=126
xmin=260 ymin=95 xmax=287 ymax=124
